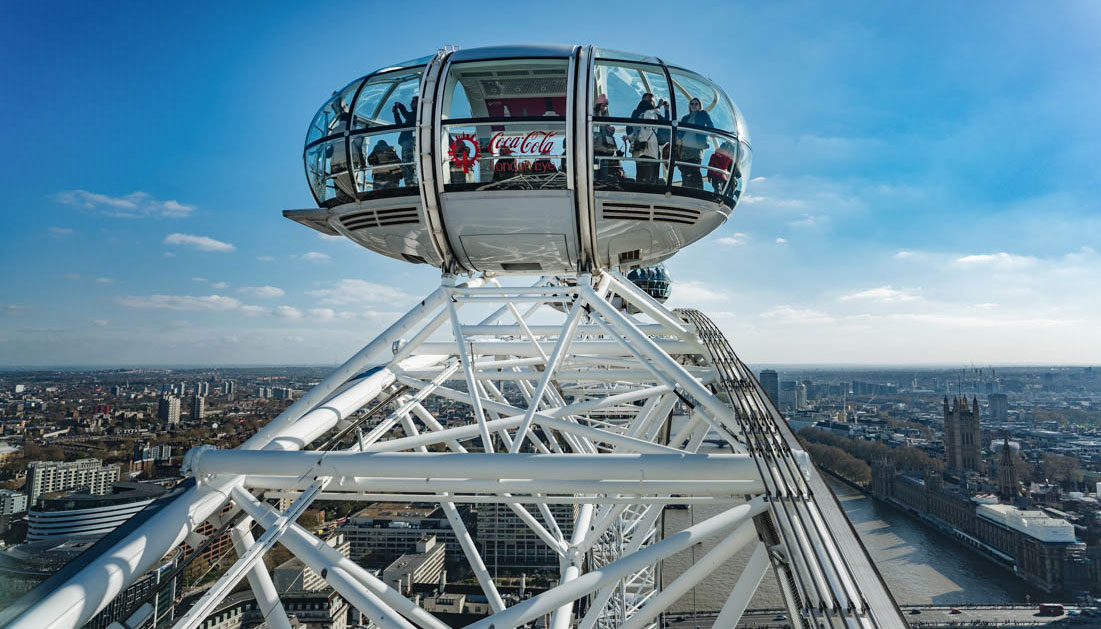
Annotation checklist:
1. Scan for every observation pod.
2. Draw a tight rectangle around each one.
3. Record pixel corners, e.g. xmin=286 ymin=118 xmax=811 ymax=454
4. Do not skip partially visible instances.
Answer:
xmin=286 ymin=45 xmax=752 ymax=273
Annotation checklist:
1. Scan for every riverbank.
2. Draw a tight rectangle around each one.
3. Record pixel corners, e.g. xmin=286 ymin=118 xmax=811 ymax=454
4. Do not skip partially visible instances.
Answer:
xmin=822 ymin=471 xmax=1049 ymax=604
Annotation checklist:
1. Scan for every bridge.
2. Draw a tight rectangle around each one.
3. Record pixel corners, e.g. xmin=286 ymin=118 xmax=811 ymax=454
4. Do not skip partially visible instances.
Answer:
xmin=666 ymin=606 xmax=1093 ymax=628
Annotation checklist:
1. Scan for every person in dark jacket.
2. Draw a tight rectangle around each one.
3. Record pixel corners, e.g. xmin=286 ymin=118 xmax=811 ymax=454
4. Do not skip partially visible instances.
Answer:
xmin=627 ymin=94 xmax=669 ymax=185
xmin=592 ymin=95 xmax=621 ymax=184
xmin=392 ymin=96 xmax=418 ymax=186
xmin=676 ymin=98 xmax=714 ymax=189
xmin=367 ymin=140 xmax=402 ymax=189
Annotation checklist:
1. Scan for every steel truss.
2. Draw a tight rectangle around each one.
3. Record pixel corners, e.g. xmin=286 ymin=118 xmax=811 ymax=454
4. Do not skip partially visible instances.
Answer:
xmin=3 ymin=271 xmax=907 ymax=629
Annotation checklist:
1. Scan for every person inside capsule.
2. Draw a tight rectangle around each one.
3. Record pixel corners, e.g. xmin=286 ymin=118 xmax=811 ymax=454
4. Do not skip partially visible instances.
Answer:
xmin=676 ymin=97 xmax=714 ymax=190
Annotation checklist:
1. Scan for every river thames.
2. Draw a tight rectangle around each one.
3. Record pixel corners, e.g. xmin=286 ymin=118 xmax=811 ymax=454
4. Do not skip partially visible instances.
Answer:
xmin=662 ymin=474 xmax=1042 ymax=612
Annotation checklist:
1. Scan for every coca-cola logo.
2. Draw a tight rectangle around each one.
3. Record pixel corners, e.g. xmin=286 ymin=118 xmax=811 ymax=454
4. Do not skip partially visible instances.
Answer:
xmin=448 ymin=132 xmax=479 ymax=174
xmin=489 ymin=131 xmax=557 ymax=155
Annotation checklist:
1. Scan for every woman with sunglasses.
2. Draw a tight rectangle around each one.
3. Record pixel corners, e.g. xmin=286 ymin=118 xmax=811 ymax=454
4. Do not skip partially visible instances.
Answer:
xmin=676 ymin=97 xmax=714 ymax=190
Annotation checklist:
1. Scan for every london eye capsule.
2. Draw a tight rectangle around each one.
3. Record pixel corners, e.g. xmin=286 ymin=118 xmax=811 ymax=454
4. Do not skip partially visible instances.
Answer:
xmin=286 ymin=45 xmax=752 ymax=274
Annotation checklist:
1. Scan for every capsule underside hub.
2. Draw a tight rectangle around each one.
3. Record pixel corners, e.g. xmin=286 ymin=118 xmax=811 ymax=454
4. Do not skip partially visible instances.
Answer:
xmin=288 ymin=45 xmax=752 ymax=274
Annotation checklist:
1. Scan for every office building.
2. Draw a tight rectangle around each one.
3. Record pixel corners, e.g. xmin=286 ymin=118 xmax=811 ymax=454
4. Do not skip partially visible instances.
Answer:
xmin=158 ymin=396 xmax=181 ymax=424
xmin=196 ymin=381 xmax=210 ymax=396
xmin=795 ymin=382 xmax=808 ymax=410
xmin=779 ymin=381 xmax=797 ymax=411
xmin=27 ymin=481 xmax=166 ymax=541
xmin=337 ymin=503 xmax=469 ymax=567
xmin=0 ymin=489 xmax=27 ymax=517
xmin=273 ymin=533 xmax=350 ymax=592
xmin=383 ymin=535 xmax=446 ymax=595
xmin=26 ymin=459 xmax=120 ymax=502
xmin=477 ymin=502 xmax=576 ymax=569
xmin=0 ymin=538 xmax=179 ymax=629
xmin=0 ymin=489 xmax=28 ymax=535
xmin=758 ymin=369 xmax=778 ymax=406
xmin=989 ymin=393 xmax=1008 ymax=421
xmin=223 ymin=380 xmax=235 ymax=397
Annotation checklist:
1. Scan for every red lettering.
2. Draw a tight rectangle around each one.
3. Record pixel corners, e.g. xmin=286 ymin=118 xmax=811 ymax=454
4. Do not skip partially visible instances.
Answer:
xmin=490 ymin=131 xmax=558 ymax=156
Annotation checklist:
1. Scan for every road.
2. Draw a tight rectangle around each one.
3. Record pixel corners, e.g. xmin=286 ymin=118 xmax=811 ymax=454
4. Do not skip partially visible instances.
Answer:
xmin=660 ymin=606 xmax=1097 ymax=628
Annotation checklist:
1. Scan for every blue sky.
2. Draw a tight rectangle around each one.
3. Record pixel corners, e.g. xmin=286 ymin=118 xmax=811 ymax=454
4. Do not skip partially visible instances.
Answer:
xmin=2 ymin=1 xmax=1099 ymax=366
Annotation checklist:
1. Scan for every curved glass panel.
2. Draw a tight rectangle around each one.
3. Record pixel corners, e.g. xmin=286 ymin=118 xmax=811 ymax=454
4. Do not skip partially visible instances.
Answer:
xmin=306 ymin=78 xmax=362 ymax=145
xmin=350 ymin=130 xmax=418 ymax=193
xmin=732 ymin=101 xmax=751 ymax=145
xmin=591 ymin=122 xmax=670 ymax=191
xmin=443 ymin=58 xmax=569 ymax=120
xmin=593 ymin=60 xmax=671 ymax=120
xmin=304 ymin=139 xmax=356 ymax=207
xmin=592 ymin=47 xmax=661 ymax=64
xmin=670 ymin=129 xmax=739 ymax=204
xmin=442 ymin=121 xmax=567 ymax=191
xmin=668 ymin=68 xmax=737 ymax=135
xmin=351 ymin=67 xmax=425 ymax=130
xmin=378 ymin=54 xmax=433 ymax=72
xmin=732 ymin=140 xmax=753 ymax=200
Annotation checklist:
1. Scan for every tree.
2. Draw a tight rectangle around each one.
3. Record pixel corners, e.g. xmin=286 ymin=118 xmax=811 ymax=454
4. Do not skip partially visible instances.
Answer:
xmin=1043 ymin=453 xmax=1083 ymax=490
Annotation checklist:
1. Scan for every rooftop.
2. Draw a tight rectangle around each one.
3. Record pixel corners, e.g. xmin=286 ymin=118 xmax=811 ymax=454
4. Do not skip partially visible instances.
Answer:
xmin=976 ymin=503 xmax=1077 ymax=543
xmin=33 ymin=481 xmax=165 ymax=512
xmin=356 ymin=502 xmax=439 ymax=520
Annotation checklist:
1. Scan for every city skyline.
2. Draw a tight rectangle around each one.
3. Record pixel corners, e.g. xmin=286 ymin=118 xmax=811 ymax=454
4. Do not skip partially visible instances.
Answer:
xmin=3 ymin=2 xmax=1100 ymax=366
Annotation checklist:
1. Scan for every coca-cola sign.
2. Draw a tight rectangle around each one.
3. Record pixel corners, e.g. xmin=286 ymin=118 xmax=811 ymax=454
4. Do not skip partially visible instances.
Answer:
xmin=489 ymin=130 xmax=557 ymax=155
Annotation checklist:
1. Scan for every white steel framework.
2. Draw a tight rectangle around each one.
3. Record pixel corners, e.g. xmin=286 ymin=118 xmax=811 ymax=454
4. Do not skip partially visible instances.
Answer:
xmin=1 ymin=272 xmax=907 ymax=629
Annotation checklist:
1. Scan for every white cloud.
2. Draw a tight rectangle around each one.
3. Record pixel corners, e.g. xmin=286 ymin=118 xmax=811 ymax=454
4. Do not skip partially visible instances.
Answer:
xmin=954 ymin=252 xmax=1037 ymax=270
xmin=164 ymin=233 xmax=235 ymax=252
xmin=118 ymin=294 xmax=242 ymax=311
xmin=775 ymin=237 xmax=788 ymax=244
xmin=54 ymin=190 xmax=195 ymax=218
xmin=884 ymin=313 xmax=1075 ymax=329
xmin=839 ymin=286 xmax=921 ymax=303
xmin=210 ymin=282 xmax=229 ymax=290
xmin=760 ymin=305 xmax=835 ymax=325
xmin=789 ymin=214 xmax=825 ymax=228
xmin=309 ymin=308 xmax=336 ymax=321
xmin=894 ymin=250 xmax=915 ymax=259
xmin=284 ymin=336 xmax=305 ymax=343
xmin=715 ymin=233 xmax=748 ymax=246
xmin=257 ymin=256 xmax=276 ymax=262
xmin=238 ymin=286 xmax=285 ymax=299
xmin=192 ymin=277 xmax=208 ymax=283
xmin=299 ymin=252 xmax=331 ymax=261
xmin=671 ymin=280 xmax=731 ymax=304
xmin=92 ymin=319 xmax=109 ymax=326
xmin=239 ymin=305 xmax=269 ymax=316
xmin=306 ymin=279 xmax=411 ymax=306
xmin=275 ymin=305 xmax=304 ymax=319
xmin=49 ymin=226 xmax=75 ymax=237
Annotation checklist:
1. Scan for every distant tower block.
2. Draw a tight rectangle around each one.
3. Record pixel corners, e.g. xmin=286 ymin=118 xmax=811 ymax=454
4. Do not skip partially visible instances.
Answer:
xmin=759 ymin=369 xmax=779 ymax=406
xmin=989 ymin=393 xmax=1008 ymax=421
xmin=997 ymin=434 xmax=1019 ymax=501
xmin=944 ymin=396 xmax=981 ymax=474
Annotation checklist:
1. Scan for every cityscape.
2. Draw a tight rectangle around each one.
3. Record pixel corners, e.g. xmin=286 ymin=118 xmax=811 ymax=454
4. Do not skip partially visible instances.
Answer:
xmin=4 ymin=3 xmax=1100 ymax=629
xmin=1 ymin=364 xmax=1100 ymax=626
